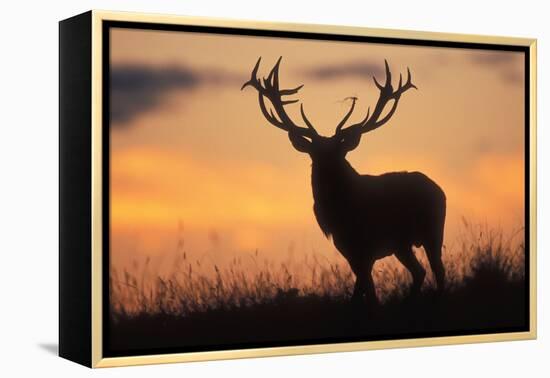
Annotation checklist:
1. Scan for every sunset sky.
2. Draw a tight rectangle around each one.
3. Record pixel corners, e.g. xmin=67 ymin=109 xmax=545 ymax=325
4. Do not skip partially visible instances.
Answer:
xmin=109 ymin=27 xmax=525 ymax=272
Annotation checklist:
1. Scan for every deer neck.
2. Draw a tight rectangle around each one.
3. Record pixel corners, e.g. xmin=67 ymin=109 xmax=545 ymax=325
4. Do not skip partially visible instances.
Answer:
xmin=311 ymin=158 xmax=358 ymax=203
xmin=310 ymin=158 xmax=359 ymax=237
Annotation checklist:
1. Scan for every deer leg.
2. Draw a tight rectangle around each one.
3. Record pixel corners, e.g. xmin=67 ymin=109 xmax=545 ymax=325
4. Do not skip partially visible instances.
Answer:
xmin=350 ymin=258 xmax=377 ymax=306
xmin=395 ymin=247 xmax=426 ymax=295
xmin=351 ymin=276 xmax=364 ymax=303
xmin=425 ymin=241 xmax=446 ymax=292
xmin=349 ymin=259 xmax=365 ymax=303
xmin=363 ymin=263 xmax=378 ymax=306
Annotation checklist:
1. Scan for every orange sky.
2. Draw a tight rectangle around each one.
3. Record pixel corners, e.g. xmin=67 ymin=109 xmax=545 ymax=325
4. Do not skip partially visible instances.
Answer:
xmin=109 ymin=27 xmax=525 ymax=272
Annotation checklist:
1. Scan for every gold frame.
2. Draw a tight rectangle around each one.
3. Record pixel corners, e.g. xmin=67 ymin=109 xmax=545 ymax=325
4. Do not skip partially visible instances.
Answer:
xmin=89 ymin=9 xmax=537 ymax=368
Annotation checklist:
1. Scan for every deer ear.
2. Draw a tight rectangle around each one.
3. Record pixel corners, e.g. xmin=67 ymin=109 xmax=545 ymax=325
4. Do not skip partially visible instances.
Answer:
xmin=288 ymin=132 xmax=312 ymax=153
xmin=341 ymin=132 xmax=362 ymax=152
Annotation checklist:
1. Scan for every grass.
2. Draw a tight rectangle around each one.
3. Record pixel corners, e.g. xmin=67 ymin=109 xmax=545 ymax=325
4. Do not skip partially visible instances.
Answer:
xmin=108 ymin=221 xmax=527 ymax=355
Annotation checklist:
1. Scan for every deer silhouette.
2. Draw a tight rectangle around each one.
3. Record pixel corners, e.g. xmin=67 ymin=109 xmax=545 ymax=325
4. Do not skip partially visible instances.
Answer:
xmin=242 ymin=57 xmax=446 ymax=305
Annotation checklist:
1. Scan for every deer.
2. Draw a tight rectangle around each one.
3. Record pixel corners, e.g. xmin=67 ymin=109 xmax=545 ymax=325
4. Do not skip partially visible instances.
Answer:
xmin=242 ymin=57 xmax=446 ymax=306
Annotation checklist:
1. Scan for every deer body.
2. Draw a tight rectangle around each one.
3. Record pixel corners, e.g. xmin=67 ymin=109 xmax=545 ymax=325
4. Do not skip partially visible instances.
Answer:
xmin=243 ymin=57 xmax=446 ymax=304
xmin=311 ymin=151 xmax=446 ymax=302
xmin=312 ymin=163 xmax=443 ymax=254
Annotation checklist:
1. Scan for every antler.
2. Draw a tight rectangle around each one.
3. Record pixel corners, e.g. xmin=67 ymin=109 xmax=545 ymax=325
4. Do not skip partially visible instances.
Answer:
xmin=335 ymin=97 xmax=358 ymax=134
xmin=241 ymin=57 xmax=318 ymax=139
xmin=337 ymin=60 xmax=417 ymax=137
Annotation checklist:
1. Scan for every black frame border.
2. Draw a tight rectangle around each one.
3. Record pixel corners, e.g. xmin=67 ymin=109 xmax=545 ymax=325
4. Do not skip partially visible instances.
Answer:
xmin=59 ymin=11 xmax=93 ymax=367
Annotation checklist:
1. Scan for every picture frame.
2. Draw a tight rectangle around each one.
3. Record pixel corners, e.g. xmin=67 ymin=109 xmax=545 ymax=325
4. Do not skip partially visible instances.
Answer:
xmin=59 ymin=10 xmax=537 ymax=368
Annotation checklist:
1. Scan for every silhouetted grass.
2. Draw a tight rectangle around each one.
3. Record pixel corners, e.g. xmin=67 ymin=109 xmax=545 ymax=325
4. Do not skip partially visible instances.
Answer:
xmin=108 ymin=222 xmax=527 ymax=354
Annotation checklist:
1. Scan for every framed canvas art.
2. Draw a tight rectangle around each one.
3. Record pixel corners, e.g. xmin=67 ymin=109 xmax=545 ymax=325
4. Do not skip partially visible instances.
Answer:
xmin=59 ymin=10 xmax=537 ymax=368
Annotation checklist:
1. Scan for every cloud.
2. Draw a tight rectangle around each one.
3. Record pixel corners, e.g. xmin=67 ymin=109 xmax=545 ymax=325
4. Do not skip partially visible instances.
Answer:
xmin=111 ymin=64 xmax=239 ymax=126
xmin=468 ymin=51 xmax=524 ymax=85
xmin=110 ymin=147 xmax=311 ymax=228
xmin=470 ymin=51 xmax=518 ymax=65
xmin=303 ymin=60 xmax=384 ymax=81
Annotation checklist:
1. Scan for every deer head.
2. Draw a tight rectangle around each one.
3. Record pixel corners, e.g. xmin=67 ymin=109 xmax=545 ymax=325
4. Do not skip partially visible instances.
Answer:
xmin=241 ymin=57 xmax=417 ymax=164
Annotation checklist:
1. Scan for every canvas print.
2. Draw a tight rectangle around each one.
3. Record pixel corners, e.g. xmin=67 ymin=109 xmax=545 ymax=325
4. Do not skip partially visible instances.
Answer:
xmin=107 ymin=26 xmax=528 ymax=356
